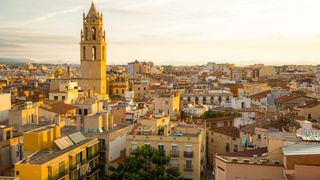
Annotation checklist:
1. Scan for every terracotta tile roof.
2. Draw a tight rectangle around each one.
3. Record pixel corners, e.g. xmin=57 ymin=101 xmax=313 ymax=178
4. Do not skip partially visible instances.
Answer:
xmin=211 ymin=126 xmax=240 ymax=138
xmin=296 ymin=100 xmax=320 ymax=108
xmin=220 ymin=147 xmax=268 ymax=157
xmin=42 ymin=102 xmax=77 ymax=115
xmin=249 ymin=90 xmax=271 ymax=100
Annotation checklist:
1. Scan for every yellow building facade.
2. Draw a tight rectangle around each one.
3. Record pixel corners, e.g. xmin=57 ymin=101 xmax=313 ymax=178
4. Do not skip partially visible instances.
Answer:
xmin=15 ymin=125 xmax=100 ymax=180
xmin=109 ymin=77 xmax=129 ymax=97
xmin=126 ymin=115 xmax=205 ymax=180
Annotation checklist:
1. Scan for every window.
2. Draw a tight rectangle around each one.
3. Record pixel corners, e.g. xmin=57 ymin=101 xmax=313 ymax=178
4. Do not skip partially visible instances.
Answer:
xmin=185 ymin=145 xmax=192 ymax=152
xmin=6 ymin=131 xmax=11 ymax=140
xmin=138 ymin=87 xmax=140 ymax=91
xmin=54 ymin=96 xmax=58 ymax=100
xmin=226 ymin=143 xmax=230 ymax=152
xmin=76 ymin=153 xmax=81 ymax=165
xmin=62 ymin=96 xmax=65 ymax=100
xmin=116 ymin=89 xmax=119 ymax=94
xmin=172 ymin=144 xmax=178 ymax=154
xmin=158 ymin=144 xmax=164 ymax=151
xmin=122 ymin=89 xmax=124 ymax=94
xmin=59 ymin=162 xmax=65 ymax=177
xmin=131 ymin=142 xmax=137 ymax=151
xmin=186 ymin=159 xmax=192 ymax=168
xmin=78 ymin=109 xmax=82 ymax=115
xmin=92 ymin=27 xmax=96 ymax=40
xmin=84 ymin=109 xmax=88 ymax=115
xmin=308 ymin=114 xmax=312 ymax=120
xmin=102 ymin=47 xmax=105 ymax=59
xmin=170 ymin=159 xmax=178 ymax=168
xmin=92 ymin=46 xmax=96 ymax=60
xmin=82 ymin=47 xmax=86 ymax=60
xmin=144 ymin=143 xmax=151 ymax=149
xmin=257 ymin=134 xmax=261 ymax=140
xmin=16 ymin=171 xmax=19 ymax=176
xmin=234 ymin=145 xmax=238 ymax=152
xmin=144 ymin=87 xmax=146 ymax=90
xmin=187 ymin=97 xmax=191 ymax=102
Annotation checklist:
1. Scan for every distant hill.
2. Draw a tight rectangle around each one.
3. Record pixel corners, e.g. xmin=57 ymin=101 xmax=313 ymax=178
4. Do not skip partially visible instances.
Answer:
xmin=0 ymin=57 xmax=75 ymax=65
xmin=0 ymin=57 xmax=31 ymax=64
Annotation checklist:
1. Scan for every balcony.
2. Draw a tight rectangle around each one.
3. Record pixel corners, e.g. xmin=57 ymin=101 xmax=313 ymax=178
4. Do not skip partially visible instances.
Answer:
xmin=50 ymin=170 xmax=68 ymax=180
xmin=184 ymin=151 xmax=193 ymax=158
xmin=170 ymin=150 xmax=179 ymax=157
xmin=69 ymin=161 xmax=86 ymax=172
xmin=184 ymin=164 xmax=193 ymax=172
xmin=86 ymin=166 xmax=99 ymax=178
xmin=87 ymin=153 xmax=99 ymax=162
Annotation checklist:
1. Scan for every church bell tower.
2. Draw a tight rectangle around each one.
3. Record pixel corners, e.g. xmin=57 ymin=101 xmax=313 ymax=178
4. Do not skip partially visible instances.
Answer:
xmin=80 ymin=3 xmax=106 ymax=95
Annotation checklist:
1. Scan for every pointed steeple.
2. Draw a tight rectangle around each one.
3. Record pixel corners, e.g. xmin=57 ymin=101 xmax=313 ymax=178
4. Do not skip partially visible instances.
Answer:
xmin=87 ymin=2 xmax=99 ymax=18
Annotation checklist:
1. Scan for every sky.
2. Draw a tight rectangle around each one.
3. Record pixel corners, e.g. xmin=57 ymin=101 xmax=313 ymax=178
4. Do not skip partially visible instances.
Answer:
xmin=1 ymin=0 xmax=320 ymax=65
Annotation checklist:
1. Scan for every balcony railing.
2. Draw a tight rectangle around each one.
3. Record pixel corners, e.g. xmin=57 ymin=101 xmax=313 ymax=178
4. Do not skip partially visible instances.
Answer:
xmin=50 ymin=170 xmax=68 ymax=180
xmin=70 ymin=161 xmax=86 ymax=172
xmin=184 ymin=151 xmax=193 ymax=158
xmin=86 ymin=166 xmax=99 ymax=177
xmin=87 ymin=153 xmax=99 ymax=161
xmin=170 ymin=151 xmax=179 ymax=157
xmin=184 ymin=164 xmax=193 ymax=172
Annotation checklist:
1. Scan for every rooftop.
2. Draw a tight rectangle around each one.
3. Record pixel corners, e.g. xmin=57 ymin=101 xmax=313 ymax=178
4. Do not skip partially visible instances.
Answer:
xmin=282 ymin=144 xmax=320 ymax=156
xmin=21 ymin=137 xmax=95 ymax=165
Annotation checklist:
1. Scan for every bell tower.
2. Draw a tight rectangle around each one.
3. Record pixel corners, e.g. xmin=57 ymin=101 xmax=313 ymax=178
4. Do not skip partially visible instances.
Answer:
xmin=80 ymin=2 xmax=106 ymax=95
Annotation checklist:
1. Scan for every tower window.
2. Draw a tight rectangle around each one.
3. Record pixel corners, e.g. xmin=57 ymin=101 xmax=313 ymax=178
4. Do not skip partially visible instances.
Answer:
xmin=92 ymin=27 xmax=96 ymax=40
xmin=83 ymin=47 xmax=86 ymax=60
xmin=102 ymin=46 xmax=105 ymax=59
xmin=92 ymin=46 xmax=96 ymax=60
xmin=85 ymin=27 xmax=88 ymax=40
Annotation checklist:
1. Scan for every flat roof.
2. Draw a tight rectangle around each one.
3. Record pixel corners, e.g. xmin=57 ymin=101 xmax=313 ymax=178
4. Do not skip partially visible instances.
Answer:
xmin=21 ymin=138 xmax=96 ymax=165
xmin=282 ymin=144 xmax=320 ymax=156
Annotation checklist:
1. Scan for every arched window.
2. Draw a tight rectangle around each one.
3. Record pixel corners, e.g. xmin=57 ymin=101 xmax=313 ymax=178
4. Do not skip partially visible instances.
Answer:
xmin=92 ymin=46 xmax=96 ymax=60
xmin=82 ymin=47 xmax=86 ymax=60
xmin=92 ymin=27 xmax=96 ymax=40
xmin=85 ymin=27 xmax=88 ymax=40
xmin=102 ymin=46 xmax=105 ymax=59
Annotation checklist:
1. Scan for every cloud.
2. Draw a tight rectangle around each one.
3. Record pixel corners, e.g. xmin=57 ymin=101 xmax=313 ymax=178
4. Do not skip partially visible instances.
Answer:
xmin=22 ymin=6 xmax=83 ymax=26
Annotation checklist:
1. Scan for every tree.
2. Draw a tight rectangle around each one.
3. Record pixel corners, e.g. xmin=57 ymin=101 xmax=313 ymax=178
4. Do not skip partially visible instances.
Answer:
xmin=105 ymin=146 xmax=183 ymax=180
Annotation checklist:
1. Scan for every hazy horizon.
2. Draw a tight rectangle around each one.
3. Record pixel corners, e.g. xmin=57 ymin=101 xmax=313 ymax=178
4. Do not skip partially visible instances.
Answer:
xmin=1 ymin=0 xmax=320 ymax=66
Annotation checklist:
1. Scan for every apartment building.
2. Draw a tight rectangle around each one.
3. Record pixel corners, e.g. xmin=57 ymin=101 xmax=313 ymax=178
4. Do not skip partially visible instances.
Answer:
xmin=49 ymin=80 xmax=79 ymax=104
xmin=0 ymin=126 xmax=23 ymax=174
xmin=282 ymin=144 xmax=320 ymax=180
xmin=109 ymin=76 xmax=129 ymax=97
xmin=154 ymin=91 xmax=180 ymax=118
xmin=214 ymin=147 xmax=283 ymax=180
xmin=208 ymin=127 xmax=240 ymax=166
xmin=8 ymin=101 xmax=39 ymax=126
xmin=126 ymin=115 xmax=205 ymax=180
xmin=15 ymin=126 xmax=100 ymax=180
xmin=182 ymin=90 xmax=233 ymax=108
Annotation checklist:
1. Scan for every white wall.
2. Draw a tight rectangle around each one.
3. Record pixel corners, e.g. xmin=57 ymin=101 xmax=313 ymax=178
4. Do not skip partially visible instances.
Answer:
xmin=108 ymin=133 xmax=127 ymax=162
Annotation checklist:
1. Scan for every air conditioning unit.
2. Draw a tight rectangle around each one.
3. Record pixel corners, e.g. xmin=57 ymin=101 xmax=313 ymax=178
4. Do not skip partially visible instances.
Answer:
xmin=230 ymin=158 xmax=238 ymax=162
xmin=259 ymin=159 xmax=268 ymax=164
xmin=272 ymin=160 xmax=280 ymax=165
xmin=242 ymin=159 xmax=250 ymax=163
